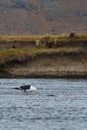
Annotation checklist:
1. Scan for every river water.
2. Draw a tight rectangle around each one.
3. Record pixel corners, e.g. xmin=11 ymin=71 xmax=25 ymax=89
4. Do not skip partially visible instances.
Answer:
xmin=0 ymin=78 xmax=87 ymax=130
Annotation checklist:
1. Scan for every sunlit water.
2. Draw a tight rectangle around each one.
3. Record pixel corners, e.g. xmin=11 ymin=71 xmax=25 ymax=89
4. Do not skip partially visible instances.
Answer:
xmin=0 ymin=78 xmax=87 ymax=130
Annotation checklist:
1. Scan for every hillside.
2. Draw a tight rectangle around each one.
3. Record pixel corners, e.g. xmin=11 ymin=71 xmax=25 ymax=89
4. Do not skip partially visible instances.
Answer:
xmin=0 ymin=0 xmax=87 ymax=35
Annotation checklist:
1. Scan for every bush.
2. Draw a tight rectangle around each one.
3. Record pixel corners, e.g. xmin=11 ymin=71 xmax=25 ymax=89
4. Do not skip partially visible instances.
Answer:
xmin=40 ymin=36 xmax=53 ymax=48
xmin=69 ymin=32 xmax=76 ymax=38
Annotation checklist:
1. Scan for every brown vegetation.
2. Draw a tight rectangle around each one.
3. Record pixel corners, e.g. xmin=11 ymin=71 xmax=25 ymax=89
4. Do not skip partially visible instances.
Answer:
xmin=0 ymin=34 xmax=87 ymax=78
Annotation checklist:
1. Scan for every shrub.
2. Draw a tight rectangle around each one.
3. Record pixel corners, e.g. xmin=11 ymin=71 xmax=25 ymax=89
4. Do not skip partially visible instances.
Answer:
xmin=40 ymin=36 xmax=53 ymax=48
xmin=69 ymin=32 xmax=76 ymax=38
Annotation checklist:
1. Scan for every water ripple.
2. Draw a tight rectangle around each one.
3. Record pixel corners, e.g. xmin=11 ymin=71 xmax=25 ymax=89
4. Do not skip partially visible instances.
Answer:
xmin=0 ymin=78 xmax=87 ymax=130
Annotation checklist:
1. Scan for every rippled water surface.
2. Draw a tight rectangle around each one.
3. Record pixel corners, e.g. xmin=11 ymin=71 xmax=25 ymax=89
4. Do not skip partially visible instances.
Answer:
xmin=0 ymin=78 xmax=87 ymax=130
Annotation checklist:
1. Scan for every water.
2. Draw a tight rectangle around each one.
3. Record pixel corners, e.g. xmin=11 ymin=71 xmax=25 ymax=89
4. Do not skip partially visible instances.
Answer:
xmin=0 ymin=78 xmax=87 ymax=130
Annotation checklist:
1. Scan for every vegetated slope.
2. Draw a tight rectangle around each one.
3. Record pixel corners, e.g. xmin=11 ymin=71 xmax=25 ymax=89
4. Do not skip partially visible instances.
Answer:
xmin=0 ymin=0 xmax=87 ymax=35
xmin=0 ymin=36 xmax=86 ymax=78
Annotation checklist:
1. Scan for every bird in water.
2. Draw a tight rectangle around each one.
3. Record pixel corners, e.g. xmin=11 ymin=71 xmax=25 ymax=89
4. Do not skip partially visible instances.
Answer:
xmin=14 ymin=84 xmax=37 ymax=92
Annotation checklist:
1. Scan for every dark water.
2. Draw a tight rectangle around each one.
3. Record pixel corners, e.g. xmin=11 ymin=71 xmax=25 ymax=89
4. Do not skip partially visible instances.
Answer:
xmin=0 ymin=78 xmax=87 ymax=130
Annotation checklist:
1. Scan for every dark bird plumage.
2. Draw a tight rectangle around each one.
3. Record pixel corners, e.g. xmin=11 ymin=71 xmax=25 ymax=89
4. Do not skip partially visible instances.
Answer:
xmin=20 ymin=85 xmax=31 ymax=91
xmin=13 ymin=84 xmax=37 ymax=91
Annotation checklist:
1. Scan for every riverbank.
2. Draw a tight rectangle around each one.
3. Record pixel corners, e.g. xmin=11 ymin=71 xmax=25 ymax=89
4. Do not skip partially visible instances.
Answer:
xmin=0 ymin=34 xmax=87 ymax=78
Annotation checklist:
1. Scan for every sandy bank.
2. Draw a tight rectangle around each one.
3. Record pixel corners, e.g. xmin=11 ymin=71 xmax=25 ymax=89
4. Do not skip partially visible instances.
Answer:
xmin=3 ymin=51 xmax=87 ymax=78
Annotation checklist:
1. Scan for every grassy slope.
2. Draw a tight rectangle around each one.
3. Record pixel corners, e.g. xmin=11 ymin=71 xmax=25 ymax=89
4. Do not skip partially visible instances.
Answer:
xmin=0 ymin=34 xmax=87 ymax=41
xmin=0 ymin=34 xmax=87 ymax=61
xmin=0 ymin=35 xmax=87 ymax=78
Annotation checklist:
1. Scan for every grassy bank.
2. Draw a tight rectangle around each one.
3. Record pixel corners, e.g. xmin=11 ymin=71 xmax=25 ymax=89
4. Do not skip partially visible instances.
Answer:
xmin=0 ymin=34 xmax=87 ymax=62
xmin=0 ymin=33 xmax=87 ymax=42
xmin=0 ymin=34 xmax=87 ymax=78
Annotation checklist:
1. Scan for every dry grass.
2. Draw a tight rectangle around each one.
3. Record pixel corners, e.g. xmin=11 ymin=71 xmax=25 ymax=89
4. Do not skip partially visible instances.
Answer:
xmin=0 ymin=34 xmax=87 ymax=42
xmin=0 ymin=34 xmax=87 ymax=63
xmin=0 ymin=35 xmax=42 ymax=41
xmin=0 ymin=46 xmax=83 ymax=63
